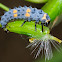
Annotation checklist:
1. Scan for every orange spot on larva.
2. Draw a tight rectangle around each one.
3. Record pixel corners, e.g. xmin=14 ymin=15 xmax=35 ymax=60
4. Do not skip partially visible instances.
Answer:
xmin=13 ymin=10 xmax=17 ymax=13
xmin=26 ymin=8 xmax=31 ymax=12
xmin=14 ymin=14 xmax=17 ymax=17
xmin=25 ymin=13 xmax=30 ymax=17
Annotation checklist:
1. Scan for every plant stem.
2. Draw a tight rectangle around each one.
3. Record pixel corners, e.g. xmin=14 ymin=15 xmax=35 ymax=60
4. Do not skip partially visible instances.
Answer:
xmin=6 ymin=21 xmax=50 ymax=39
xmin=0 ymin=3 xmax=9 ymax=11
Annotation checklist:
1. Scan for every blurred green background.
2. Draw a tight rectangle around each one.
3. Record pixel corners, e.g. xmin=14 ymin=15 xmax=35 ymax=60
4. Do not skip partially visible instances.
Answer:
xmin=0 ymin=0 xmax=62 ymax=62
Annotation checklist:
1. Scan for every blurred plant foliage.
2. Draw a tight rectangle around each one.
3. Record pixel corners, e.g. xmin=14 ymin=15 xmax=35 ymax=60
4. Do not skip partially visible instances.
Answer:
xmin=25 ymin=0 xmax=48 ymax=3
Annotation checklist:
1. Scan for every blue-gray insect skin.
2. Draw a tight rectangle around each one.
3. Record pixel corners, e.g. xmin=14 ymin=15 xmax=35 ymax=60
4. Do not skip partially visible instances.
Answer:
xmin=0 ymin=6 xmax=50 ymax=32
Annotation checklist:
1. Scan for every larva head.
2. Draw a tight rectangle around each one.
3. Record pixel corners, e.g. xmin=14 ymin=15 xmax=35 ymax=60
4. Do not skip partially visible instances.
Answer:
xmin=41 ymin=13 xmax=50 ymax=26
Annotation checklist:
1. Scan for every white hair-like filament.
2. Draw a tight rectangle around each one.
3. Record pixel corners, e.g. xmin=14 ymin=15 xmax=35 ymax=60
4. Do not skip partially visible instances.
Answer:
xmin=26 ymin=38 xmax=61 ymax=60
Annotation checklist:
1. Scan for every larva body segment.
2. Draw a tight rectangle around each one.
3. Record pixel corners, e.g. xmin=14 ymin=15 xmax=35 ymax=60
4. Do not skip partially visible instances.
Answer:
xmin=0 ymin=6 xmax=50 ymax=31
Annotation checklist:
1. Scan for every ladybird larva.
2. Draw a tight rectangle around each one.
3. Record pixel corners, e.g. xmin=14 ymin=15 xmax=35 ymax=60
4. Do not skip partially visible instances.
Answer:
xmin=0 ymin=6 xmax=50 ymax=32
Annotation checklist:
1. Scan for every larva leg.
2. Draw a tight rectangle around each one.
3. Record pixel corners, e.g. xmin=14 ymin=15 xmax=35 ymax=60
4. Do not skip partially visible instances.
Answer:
xmin=35 ymin=22 xmax=37 ymax=31
xmin=41 ymin=23 xmax=43 ymax=32
xmin=21 ymin=20 xmax=27 ymax=26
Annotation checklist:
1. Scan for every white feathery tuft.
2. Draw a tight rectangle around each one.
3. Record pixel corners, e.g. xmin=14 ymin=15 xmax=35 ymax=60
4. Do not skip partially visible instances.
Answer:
xmin=26 ymin=36 xmax=61 ymax=60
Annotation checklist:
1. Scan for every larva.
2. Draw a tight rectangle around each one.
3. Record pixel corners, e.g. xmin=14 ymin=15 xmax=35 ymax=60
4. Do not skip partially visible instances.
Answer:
xmin=0 ymin=6 xmax=50 ymax=32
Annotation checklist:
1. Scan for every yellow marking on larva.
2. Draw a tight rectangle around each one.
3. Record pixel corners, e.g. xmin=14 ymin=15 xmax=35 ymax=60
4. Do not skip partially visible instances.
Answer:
xmin=14 ymin=14 xmax=17 ymax=17
xmin=29 ymin=38 xmax=35 ymax=43
xmin=25 ymin=13 xmax=30 ymax=17
xmin=46 ymin=20 xmax=50 ymax=22
xmin=44 ymin=14 xmax=47 ymax=17
xmin=42 ymin=14 xmax=47 ymax=20
xmin=13 ymin=10 xmax=17 ymax=13
xmin=42 ymin=17 xmax=46 ymax=20
xmin=26 ymin=8 xmax=31 ymax=12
